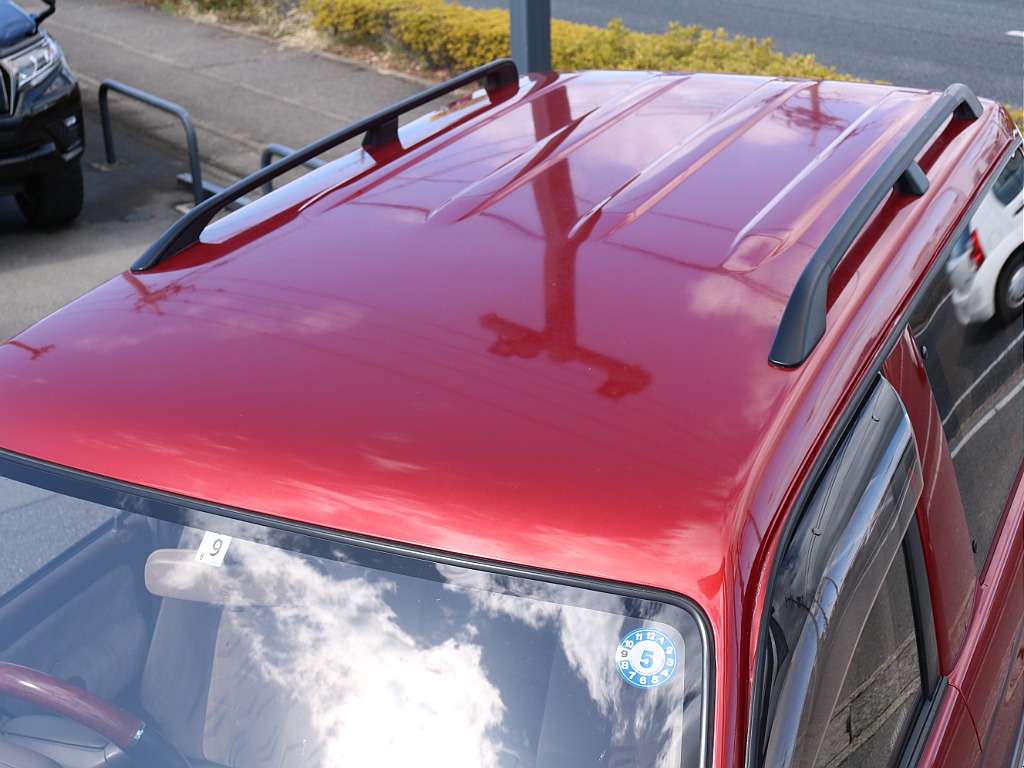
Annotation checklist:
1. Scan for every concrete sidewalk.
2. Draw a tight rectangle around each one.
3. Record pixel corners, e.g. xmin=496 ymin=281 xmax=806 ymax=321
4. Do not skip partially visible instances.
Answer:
xmin=48 ymin=0 xmax=426 ymax=185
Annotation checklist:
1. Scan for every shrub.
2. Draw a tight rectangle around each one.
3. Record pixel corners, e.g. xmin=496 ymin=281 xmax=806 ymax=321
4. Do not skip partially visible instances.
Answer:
xmin=1010 ymin=107 xmax=1024 ymax=134
xmin=305 ymin=0 xmax=846 ymax=79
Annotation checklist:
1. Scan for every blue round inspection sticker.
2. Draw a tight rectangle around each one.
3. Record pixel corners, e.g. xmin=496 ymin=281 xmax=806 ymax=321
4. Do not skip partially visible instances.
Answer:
xmin=615 ymin=629 xmax=679 ymax=689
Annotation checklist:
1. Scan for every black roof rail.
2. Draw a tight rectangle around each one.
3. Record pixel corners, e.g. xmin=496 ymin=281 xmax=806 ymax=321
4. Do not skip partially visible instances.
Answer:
xmin=768 ymin=82 xmax=983 ymax=369
xmin=131 ymin=58 xmax=520 ymax=273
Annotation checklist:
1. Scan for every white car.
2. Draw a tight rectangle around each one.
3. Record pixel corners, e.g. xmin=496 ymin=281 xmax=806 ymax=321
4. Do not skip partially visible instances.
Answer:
xmin=947 ymin=147 xmax=1024 ymax=324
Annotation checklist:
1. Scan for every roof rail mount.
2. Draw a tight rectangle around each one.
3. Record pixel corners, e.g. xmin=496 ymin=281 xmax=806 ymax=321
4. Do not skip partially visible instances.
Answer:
xmin=768 ymin=82 xmax=983 ymax=369
xmin=131 ymin=58 xmax=520 ymax=273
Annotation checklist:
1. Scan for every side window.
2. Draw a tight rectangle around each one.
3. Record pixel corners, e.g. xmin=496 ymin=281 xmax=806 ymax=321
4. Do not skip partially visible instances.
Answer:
xmin=0 ymin=474 xmax=118 ymax=598
xmin=817 ymin=547 xmax=921 ymax=767
xmin=911 ymin=148 xmax=1024 ymax=570
xmin=757 ymin=378 xmax=930 ymax=768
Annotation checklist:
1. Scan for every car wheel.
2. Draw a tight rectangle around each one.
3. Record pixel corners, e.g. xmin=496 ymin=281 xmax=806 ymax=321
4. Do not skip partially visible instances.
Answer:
xmin=15 ymin=160 xmax=84 ymax=226
xmin=995 ymin=248 xmax=1024 ymax=324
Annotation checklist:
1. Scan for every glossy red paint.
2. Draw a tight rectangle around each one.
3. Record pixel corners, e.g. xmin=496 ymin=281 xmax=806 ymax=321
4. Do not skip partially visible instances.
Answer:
xmin=0 ymin=71 xmax=1019 ymax=767
xmin=917 ymin=684 xmax=981 ymax=766
xmin=883 ymin=326 xmax=976 ymax=673
xmin=951 ymin=465 xmax=1024 ymax=764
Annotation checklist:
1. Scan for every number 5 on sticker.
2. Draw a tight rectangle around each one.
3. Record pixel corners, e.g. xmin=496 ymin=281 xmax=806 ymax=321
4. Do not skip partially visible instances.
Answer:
xmin=195 ymin=531 xmax=232 ymax=567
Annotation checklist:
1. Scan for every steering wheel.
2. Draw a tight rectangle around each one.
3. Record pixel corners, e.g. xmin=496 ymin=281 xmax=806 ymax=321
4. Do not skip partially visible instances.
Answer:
xmin=0 ymin=662 xmax=190 ymax=768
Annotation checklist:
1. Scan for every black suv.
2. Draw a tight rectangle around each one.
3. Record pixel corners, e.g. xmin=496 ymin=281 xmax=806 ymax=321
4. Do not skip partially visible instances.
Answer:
xmin=0 ymin=0 xmax=83 ymax=225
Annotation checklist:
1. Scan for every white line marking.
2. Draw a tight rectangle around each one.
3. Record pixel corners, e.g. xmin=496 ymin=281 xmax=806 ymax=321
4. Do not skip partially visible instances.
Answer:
xmin=950 ymin=378 xmax=1024 ymax=459
xmin=916 ymin=289 xmax=953 ymax=335
xmin=942 ymin=329 xmax=1024 ymax=425
xmin=1008 ymin=30 xmax=1024 ymax=38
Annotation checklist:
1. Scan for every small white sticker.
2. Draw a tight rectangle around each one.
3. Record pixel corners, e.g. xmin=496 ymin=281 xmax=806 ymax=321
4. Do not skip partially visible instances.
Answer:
xmin=195 ymin=531 xmax=232 ymax=567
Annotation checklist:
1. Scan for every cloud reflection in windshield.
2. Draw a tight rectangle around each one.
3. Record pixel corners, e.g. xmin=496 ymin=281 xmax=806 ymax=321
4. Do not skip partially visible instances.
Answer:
xmin=438 ymin=565 xmax=688 ymax=766
xmin=150 ymin=524 xmax=692 ymax=768
xmin=166 ymin=540 xmax=507 ymax=767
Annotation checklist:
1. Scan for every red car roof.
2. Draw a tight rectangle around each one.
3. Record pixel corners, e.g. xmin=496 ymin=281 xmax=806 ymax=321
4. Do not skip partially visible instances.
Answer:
xmin=0 ymin=71 xmax=1012 ymax=621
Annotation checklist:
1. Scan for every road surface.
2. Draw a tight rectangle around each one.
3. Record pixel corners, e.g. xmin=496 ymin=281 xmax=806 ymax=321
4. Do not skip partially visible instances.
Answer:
xmin=470 ymin=0 xmax=1023 ymax=108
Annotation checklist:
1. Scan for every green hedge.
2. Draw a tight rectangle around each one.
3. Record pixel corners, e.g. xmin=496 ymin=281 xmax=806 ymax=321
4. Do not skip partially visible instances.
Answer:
xmin=1011 ymin=106 xmax=1024 ymax=131
xmin=305 ymin=0 xmax=848 ymax=79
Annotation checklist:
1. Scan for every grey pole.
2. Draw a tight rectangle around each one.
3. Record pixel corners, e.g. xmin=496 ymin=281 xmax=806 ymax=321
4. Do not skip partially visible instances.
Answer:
xmin=510 ymin=0 xmax=551 ymax=73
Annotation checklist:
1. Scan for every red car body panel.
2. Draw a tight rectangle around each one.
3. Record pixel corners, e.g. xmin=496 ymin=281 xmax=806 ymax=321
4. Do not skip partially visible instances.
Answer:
xmin=952 ymin=466 xmax=1024 ymax=764
xmin=883 ymin=327 xmax=977 ymax=673
xmin=0 ymin=71 xmax=1019 ymax=767
xmin=916 ymin=684 xmax=981 ymax=766
xmin=882 ymin=314 xmax=1024 ymax=767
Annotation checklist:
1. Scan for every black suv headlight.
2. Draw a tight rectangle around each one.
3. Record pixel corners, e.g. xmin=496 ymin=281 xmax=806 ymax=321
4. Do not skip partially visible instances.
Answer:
xmin=2 ymin=34 xmax=62 ymax=102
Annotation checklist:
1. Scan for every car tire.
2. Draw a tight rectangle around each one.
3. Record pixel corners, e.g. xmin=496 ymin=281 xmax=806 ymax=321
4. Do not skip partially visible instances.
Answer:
xmin=995 ymin=248 xmax=1024 ymax=324
xmin=15 ymin=160 xmax=84 ymax=226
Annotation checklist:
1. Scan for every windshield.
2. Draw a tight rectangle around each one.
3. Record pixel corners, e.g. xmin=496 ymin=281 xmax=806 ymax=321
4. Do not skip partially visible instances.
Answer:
xmin=0 ymin=456 xmax=710 ymax=768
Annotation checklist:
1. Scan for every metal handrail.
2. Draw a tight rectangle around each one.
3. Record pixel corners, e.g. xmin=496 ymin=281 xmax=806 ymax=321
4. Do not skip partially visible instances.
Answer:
xmin=98 ymin=80 xmax=208 ymax=208
xmin=131 ymin=58 xmax=520 ymax=272
xmin=259 ymin=144 xmax=327 ymax=195
xmin=768 ymin=83 xmax=983 ymax=368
